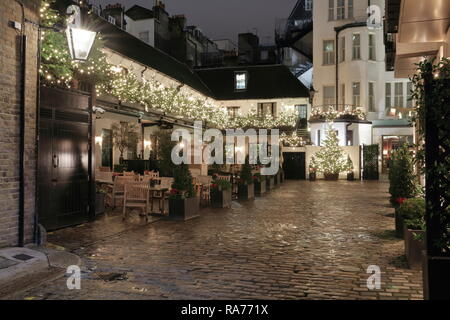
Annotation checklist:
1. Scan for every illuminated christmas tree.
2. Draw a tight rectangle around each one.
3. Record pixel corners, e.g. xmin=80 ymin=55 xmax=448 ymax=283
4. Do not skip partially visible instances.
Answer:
xmin=315 ymin=122 xmax=347 ymax=177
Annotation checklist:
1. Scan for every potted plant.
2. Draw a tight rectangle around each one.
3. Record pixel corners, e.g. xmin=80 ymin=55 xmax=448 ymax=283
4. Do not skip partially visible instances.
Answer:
xmin=168 ymin=163 xmax=199 ymax=221
xmin=394 ymin=197 xmax=407 ymax=238
xmin=210 ymin=178 xmax=232 ymax=208
xmin=314 ymin=122 xmax=347 ymax=181
xmin=398 ymin=198 xmax=426 ymax=269
xmin=95 ymin=183 xmax=108 ymax=215
xmin=346 ymin=156 xmax=355 ymax=181
xmin=111 ymin=121 xmax=140 ymax=164
xmin=253 ymin=173 xmax=266 ymax=196
xmin=238 ymin=157 xmax=254 ymax=200
xmin=309 ymin=156 xmax=317 ymax=181
xmin=388 ymin=145 xmax=420 ymax=207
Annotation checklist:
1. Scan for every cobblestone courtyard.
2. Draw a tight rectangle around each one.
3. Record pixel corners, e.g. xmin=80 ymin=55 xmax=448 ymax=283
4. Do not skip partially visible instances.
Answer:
xmin=14 ymin=180 xmax=422 ymax=300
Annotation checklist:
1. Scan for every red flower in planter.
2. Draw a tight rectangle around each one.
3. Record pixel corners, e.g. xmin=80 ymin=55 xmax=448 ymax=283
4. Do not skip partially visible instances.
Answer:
xmin=170 ymin=188 xmax=179 ymax=195
xmin=211 ymin=184 xmax=218 ymax=189
xmin=397 ymin=197 xmax=407 ymax=205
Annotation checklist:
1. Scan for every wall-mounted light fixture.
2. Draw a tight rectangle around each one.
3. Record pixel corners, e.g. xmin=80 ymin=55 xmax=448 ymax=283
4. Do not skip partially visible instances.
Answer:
xmin=66 ymin=5 xmax=96 ymax=62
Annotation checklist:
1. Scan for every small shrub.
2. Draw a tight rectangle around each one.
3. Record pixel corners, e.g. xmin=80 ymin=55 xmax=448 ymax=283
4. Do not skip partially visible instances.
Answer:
xmin=211 ymin=179 xmax=232 ymax=191
xmin=398 ymin=198 xmax=425 ymax=231
xmin=239 ymin=157 xmax=253 ymax=185
xmin=171 ymin=163 xmax=195 ymax=199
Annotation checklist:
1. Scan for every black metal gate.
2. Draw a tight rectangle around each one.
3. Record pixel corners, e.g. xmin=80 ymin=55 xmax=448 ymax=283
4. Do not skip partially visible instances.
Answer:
xmin=282 ymin=152 xmax=306 ymax=180
xmin=362 ymin=144 xmax=379 ymax=180
xmin=38 ymin=87 xmax=93 ymax=231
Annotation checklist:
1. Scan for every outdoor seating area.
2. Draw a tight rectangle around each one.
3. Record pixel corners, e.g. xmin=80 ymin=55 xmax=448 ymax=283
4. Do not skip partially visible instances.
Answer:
xmin=95 ymin=164 xmax=285 ymax=222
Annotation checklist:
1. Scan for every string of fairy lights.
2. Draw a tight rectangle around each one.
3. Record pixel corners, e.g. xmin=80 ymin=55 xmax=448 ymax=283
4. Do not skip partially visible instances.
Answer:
xmin=39 ymin=0 xmax=299 ymax=130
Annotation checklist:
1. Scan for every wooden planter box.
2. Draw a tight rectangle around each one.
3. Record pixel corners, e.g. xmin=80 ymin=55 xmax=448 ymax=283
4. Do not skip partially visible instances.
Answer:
xmin=238 ymin=183 xmax=255 ymax=200
xmin=404 ymin=227 xmax=425 ymax=269
xmin=324 ymin=173 xmax=339 ymax=181
xmin=309 ymin=172 xmax=316 ymax=181
xmin=274 ymin=173 xmax=279 ymax=186
xmin=395 ymin=209 xmax=404 ymax=238
xmin=95 ymin=193 xmax=106 ymax=215
xmin=266 ymin=177 xmax=275 ymax=191
xmin=169 ymin=197 xmax=200 ymax=221
xmin=279 ymin=171 xmax=284 ymax=183
xmin=254 ymin=181 xmax=266 ymax=196
xmin=423 ymin=255 xmax=450 ymax=300
xmin=211 ymin=189 xmax=232 ymax=208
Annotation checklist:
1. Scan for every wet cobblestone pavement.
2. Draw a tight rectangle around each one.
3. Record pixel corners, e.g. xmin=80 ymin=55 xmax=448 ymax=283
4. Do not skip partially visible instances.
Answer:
xmin=13 ymin=180 xmax=423 ymax=300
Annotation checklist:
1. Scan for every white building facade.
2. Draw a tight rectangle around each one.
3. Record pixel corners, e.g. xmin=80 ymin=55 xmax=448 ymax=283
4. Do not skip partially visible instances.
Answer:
xmin=312 ymin=0 xmax=415 ymax=173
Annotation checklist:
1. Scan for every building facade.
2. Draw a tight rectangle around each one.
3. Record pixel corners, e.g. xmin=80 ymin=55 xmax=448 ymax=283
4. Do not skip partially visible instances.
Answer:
xmin=312 ymin=0 xmax=415 ymax=173
xmin=0 ymin=0 xmax=39 ymax=247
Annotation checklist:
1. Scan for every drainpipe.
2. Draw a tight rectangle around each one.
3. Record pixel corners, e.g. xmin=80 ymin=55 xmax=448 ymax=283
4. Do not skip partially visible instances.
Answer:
xmin=15 ymin=0 xmax=26 ymax=247
xmin=34 ymin=27 xmax=41 ymax=245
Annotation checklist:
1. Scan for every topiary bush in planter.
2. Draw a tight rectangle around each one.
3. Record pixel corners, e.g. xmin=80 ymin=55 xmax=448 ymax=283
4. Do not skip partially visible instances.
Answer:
xmin=169 ymin=163 xmax=199 ymax=220
xmin=238 ymin=157 xmax=254 ymax=200
xmin=398 ymin=198 xmax=426 ymax=269
xmin=388 ymin=145 xmax=421 ymax=207
xmin=211 ymin=178 xmax=232 ymax=208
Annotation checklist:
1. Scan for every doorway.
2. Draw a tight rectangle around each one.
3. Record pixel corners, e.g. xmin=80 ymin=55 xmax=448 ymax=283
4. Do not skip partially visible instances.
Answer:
xmin=38 ymin=87 xmax=93 ymax=231
xmin=283 ymin=152 xmax=306 ymax=180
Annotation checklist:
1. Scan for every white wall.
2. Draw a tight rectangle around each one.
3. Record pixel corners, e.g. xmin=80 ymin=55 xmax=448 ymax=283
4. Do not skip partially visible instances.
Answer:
xmin=312 ymin=0 xmax=411 ymax=119
xmin=124 ymin=17 xmax=155 ymax=46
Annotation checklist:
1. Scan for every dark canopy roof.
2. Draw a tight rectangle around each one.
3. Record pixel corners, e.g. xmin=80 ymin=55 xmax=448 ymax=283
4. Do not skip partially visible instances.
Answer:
xmin=88 ymin=14 xmax=213 ymax=97
xmin=195 ymin=65 xmax=310 ymax=100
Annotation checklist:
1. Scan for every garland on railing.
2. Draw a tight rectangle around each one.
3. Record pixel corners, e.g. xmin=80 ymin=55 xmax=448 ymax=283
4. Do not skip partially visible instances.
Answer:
xmin=310 ymin=106 xmax=366 ymax=121
xmin=280 ymin=132 xmax=306 ymax=147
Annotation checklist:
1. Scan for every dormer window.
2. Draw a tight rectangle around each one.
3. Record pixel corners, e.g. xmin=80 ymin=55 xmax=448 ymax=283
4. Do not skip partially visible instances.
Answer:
xmin=235 ymin=71 xmax=248 ymax=91
xmin=305 ymin=0 xmax=312 ymax=11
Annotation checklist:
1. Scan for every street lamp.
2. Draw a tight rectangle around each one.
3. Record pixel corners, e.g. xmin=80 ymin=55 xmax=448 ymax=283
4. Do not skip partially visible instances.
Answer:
xmin=66 ymin=4 xmax=96 ymax=62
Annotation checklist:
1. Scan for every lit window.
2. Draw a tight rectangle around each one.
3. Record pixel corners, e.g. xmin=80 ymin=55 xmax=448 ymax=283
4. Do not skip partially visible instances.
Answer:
xmin=235 ymin=72 xmax=247 ymax=90
xmin=394 ymin=83 xmax=404 ymax=107
xmin=323 ymin=40 xmax=335 ymax=65
xmin=352 ymin=33 xmax=361 ymax=60
xmin=257 ymin=103 xmax=276 ymax=117
xmin=227 ymin=106 xmax=240 ymax=118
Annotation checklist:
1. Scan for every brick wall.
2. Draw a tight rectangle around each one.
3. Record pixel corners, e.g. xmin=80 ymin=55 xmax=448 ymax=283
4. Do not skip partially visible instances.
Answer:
xmin=0 ymin=0 xmax=39 ymax=247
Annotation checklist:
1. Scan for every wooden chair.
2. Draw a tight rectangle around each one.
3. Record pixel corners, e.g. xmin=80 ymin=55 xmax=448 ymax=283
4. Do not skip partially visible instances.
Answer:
xmin=217 ymin=175 xmax=231 ymax=182
xmin=123 ymin=171 xmax=135 ymax=177
xmin=123 ymin=182 xmax=150 ymax=222
xmin=96 ymin=171 xmax=113 ymax=183
xmin=99 ymin=166 xmax=111 ymax=172
xmin=198 ymin=176 xmax=212 ymax=205
xmin=144 ymin=171 xmax=159 ymax=178
xmin=112 ymin=176 xmax=136 ymax=208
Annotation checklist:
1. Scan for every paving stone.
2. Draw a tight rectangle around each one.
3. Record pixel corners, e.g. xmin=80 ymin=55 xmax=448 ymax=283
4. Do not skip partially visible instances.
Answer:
xmin=11 ymin=181 xmax=423 ymax=300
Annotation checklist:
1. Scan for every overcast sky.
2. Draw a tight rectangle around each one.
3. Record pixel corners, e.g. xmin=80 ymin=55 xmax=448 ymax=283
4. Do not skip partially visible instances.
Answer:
xmin=90 ymin=0 xmax=298 ymax=44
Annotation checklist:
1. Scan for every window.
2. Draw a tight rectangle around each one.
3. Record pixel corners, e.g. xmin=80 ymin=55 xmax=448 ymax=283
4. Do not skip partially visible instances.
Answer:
xmin=394 ymin=83 xmax=404 ymax=107
xmin=348 ymin=0 xmax=353 ymax=18
xmin=328 ymin=0 xmax=334 ymax=21
xmin=347 ymin=130 xmax=353 ymax=146
xmin=138 ymin=31 xmax=150 ymax=43
xmin=305 ymin=0 xmax=312 ymax=11
xmin=235 ymin=72 xmax=247 ymax=90
xmin=352 ymin=33 xmax=361 ymax=60
xmin=297 ymin=105 xmax=308 ymax=119
xmin=407 ymin=82 xmax=413 ymax=108
xmin=337 ymin=0 xmax=345 ymax=20
xmin=257 ymin=103 xmax=276 ymax=117
xmin=352 ymin=82 xmax=360 ymax=106
xmin=227 ymin=106 xmax=240 ymax=119
xmin=260 ymin=50 xmax=268 ymax=61
xmin=385 ymin=83 xmax=392 ymax=109
xmin=369 ymin=34 xmax=376 ymax=61
xmin=368 ymin=82 xmax=375 ymax=112
xmin=339 ymin=36 xmax=345 ymax=62
xmin=340 ymin=84 xmax=345 ymax=106
xmin=323 ymin=86 xmax=336 ymax=106
xmin=101 ymin=129 xmax=112 ymax=168
xmin=323 ymin=40 xmax=335 ymax=65
xmin=318 ymin=130 xmax=321 ymax=146
xmin=108 ymin=15 xmax=116 ymax=25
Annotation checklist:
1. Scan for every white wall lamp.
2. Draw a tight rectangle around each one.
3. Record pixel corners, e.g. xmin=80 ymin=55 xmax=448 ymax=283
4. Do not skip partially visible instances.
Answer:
xmin=66 ymin=5 xmax=97 ymax=62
